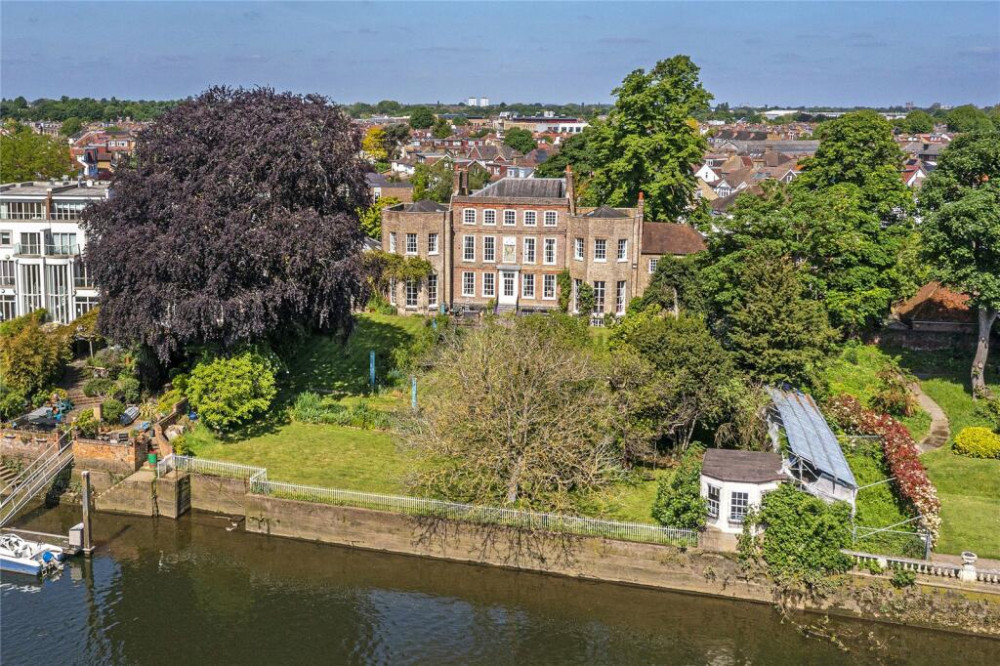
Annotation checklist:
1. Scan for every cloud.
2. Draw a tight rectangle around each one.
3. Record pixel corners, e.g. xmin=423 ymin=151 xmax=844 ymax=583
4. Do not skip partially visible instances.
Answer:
xmin=598 ymin=36 xmax=651 ymax=45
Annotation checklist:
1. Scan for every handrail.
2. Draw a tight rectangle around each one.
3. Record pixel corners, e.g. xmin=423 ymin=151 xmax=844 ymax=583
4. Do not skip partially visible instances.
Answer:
xmin=0 ymin=433 xmax=70 ymax=496
xmin=0 ymin=448 xmax=74 ymax=527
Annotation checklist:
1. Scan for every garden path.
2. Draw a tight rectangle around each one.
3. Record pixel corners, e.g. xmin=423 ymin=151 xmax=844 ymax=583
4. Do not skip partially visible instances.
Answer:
xmin=910 ymin=382 xmax=950 ymax=454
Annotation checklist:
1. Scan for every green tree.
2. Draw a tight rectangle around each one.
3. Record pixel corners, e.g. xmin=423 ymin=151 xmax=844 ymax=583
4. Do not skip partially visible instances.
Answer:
xmin=187 ymin=347 xmax=279 ymax=432
xmin=896 ymin=109 xmax=934 ymax=134
xmin=412 ymin=159 xmax=454 ymax=203
xmin=576 ymin=282 xmax=596 ymax=316
xmin=503 ymin=127 xmax=536 ymax=153
xmin=0 ymin=310 xmax=70 ymax=418
xmin=60 ymin=117 xmax=84 ymax=136
xmin=408 ymin=106 xmax=435 ymax=129
xmin=466 ymin=163 xmax=491 ymax=192
xmin=381 ymin=123 xmax=411 ymax=159
xmin=0 ymin=120 xmax=75 ymax=181
xmin=651 ymin=445 xmax=708 ymax=527
xmin=946 ymin=104 xmax=994 ymax=133
xmin=431 ymin=117 xmax=452 ymax=139
xmin=588 ymin=55 xmax=712 ymax=220
xmin=358 ymin=196 xmax=401 ymax=239
xmin=719 ymin=248 xmax=838 ymax=386
xmin=637 ymin=253 xmax=706 ymax=315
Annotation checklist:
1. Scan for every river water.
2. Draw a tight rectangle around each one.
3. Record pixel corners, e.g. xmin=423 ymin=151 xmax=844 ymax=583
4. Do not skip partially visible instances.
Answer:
xmin=1 ymin=504 xmax=996 ymax=665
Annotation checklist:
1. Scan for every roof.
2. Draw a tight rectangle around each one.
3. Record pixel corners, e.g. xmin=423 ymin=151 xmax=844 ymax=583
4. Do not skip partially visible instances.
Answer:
xmin=641 ymin=223 xmax=706 ymax=255
xmin=767 ymin=387 xmax=857 ymax=489
xmin=583 ymin=205 xmax=629 ymax=219
xmin=895 ymin=281 xmax=974 ymax=324
xmin=471 ymin=177 xmax=566 ymax=199
xmin=702 ymin=449 xmax=785 ymax=484
xmin=403 ymin=200 xmax=448 ymax=213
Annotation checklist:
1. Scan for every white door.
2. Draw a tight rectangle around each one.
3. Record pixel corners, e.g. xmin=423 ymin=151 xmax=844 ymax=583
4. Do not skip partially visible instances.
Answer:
xmin=499 ymin=270 xmax=517 ymax=305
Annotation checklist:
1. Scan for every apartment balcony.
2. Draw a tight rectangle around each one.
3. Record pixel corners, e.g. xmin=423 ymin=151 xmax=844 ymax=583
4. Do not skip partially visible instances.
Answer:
xmin=13 ymin=243 xmax=80 ymax=257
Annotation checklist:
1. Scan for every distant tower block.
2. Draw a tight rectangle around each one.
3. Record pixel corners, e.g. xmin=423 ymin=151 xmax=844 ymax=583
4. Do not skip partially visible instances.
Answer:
xmin=467 ymin=97 xmax=478 ymax=107
xmin=479 ymin=97 xmax=489 ymax=107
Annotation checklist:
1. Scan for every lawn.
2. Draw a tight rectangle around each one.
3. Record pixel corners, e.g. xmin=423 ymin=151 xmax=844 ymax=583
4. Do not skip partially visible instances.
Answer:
xmin=185 ymin=312 xmax=429 ymax=493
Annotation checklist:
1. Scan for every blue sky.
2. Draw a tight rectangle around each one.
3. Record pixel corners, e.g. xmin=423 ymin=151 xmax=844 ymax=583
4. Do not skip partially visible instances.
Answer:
xmin=2 ymin=1 xmax=998 ymax=106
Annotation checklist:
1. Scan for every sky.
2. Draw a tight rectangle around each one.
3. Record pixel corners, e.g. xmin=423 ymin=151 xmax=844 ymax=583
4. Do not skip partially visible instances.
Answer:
xmin=1 ymin=1 xmax=998 ymax=107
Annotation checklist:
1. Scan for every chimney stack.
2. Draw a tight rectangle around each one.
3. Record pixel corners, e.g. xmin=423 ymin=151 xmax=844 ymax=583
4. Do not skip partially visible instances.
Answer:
xmin=565 ymin=165 xmax=576 ymax=215
xmin=453 ymin=169 xmax=462 ymax=197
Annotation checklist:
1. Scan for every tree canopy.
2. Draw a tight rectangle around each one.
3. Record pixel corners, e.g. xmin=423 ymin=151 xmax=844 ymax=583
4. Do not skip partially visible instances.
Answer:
xmin=503 ymin=127 xmax=536 ymax=153
xmin=895 ymin=109 xmax=934 ymax=134
xmin=946 ymin=105 xmax=995 ymax=133
xmin=0 ymin=120 xmax=75 ymax=181
xmin=408 ymin=106 xmax=435 ymax=129
xmin=81 ymin=87 xmax=369 ymax=364
xmin=411 ymin=158 xmax=454 ymax=203
xmin=362 ymin=126 xmax=388 ymax=162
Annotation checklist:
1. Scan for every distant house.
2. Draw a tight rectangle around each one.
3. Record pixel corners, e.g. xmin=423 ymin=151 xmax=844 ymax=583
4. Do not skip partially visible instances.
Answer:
xmin=892 ymin=281 xmax=977 ymax=333
xmin=700 ymin=449 xmax=785 ymax=535
xmin=366 ymin=173 xmax=414 ymax=203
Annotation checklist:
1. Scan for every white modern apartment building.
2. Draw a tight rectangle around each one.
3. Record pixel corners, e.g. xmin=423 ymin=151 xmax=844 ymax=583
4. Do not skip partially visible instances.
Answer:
xmin=0 ymin=180 xmax=108 ymax=324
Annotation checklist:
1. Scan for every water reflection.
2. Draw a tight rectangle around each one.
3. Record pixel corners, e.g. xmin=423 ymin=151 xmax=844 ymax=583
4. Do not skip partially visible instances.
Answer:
xmin=1 ymin=505 xmax=996 ymax=665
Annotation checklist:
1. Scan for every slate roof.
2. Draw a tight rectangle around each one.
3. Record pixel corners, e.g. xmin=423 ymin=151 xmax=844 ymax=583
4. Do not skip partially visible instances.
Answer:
xmin=471 ymin=178 xmax=566 ymax=199
xmin=702 ymin=449 xmax=785 ymax=484
xmin=583 ymin=205 xmax=629 ymax=218
xmin=640 ymin=222 xmax=706 ymax=255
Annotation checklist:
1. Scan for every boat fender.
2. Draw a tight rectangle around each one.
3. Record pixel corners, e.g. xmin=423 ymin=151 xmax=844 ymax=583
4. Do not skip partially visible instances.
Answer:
xmin=42 ymin=551 xmax=54 ymax=563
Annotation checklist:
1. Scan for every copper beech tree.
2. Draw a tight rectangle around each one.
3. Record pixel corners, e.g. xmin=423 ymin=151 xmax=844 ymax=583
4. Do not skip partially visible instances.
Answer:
xmin=81 ymin=87 xmax=370 ymax=363
xmin=408 ymin=316 xmax=618 ymax=510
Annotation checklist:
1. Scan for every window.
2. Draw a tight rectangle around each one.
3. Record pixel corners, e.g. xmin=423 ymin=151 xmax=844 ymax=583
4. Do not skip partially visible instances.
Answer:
xmin=428 ymin=233 xmax=439 ymax=255
xmin=463 ymin=208 xmax=476 ymax=225
xmin=405 ymin=233 xmax=418 ymax=255
xmin=593 ymin=281 xmax=605 ymax=314
xmin=543 ymin=238 xmax=556 ymax=265
xmin=544 ymin=211 xmax=557 ymax=227
xmin=617 ymin=238 xmax=628 ymax=262
xmin=524 ymin=211 xmax=537 ymax=226
xmin=574 ymin=238 xmax=584 ymax=261
xmin=462 ymin=272 xmax=476 ymax=297
xmin=503 ymin=210 xmax=516 ymax=226
xmin=0 ymin=260 xmax=14 ymax=287
xmin=405 ymin=278 xmax=419 ymax=307
xmin=388 ymin=277 xmax=397 ymax=305
xmin=730 ymin=491 xmax=749 ymax=523
xmin=427 ymin=274 xmax=438 ymax=306
xmin=482 ymin=272 xmax=495 ymax=297
xmin=0 ymin=294 xmax=15 ymax=322
xmin=502 ymin=271 xmax=515 ymax=298
xmin=50 ymin=232 xmax=76 ymax=255
xmin=0 ymin=201 xmax=45 ymax=220
xmin=523 ymin=237 xmax=536 ymax=264
xmin=463 ymin=235 xmax=475 ymax=261
xmin=483 ymin=209 xmax=497 ymax=225
xmin=616 ymin=280 xmax=627 ymax=315
xmin=0 ymin=230 xmax=11 ymax=246
xmin=521 ymin=273 xmax=535 ymax=299
xmin=594 ymin=239 xmax=607 ymax=262
xmin=389 ymin=232 xmax=397 ymax=253
xmin=18 ymin=232 xmax=41 ymax=255
xmin=73 ymin=262 xmax=94 ymax=288
xmin=573 ymin=279 xmax=582 ymax=313
xmin=648 ymin=258 xmax=659 ymax=274
xmin=20 ymin=264 xmax=42 ymax=313
xmin=707 ymin=485 xmax=720 ymax=519
xmin=543 ymin=274 xmax=556 ymax=300
xmin=483 ymin=236 xmax=496 ymax=263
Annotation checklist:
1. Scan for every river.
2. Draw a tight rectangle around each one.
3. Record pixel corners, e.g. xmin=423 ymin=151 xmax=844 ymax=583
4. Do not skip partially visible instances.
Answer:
xmin=1 ymin=503 xmax=996 ymax=665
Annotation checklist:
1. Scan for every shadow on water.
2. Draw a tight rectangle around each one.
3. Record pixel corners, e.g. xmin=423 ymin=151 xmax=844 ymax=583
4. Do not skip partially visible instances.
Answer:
xmin=3 ymin=503 xmax=998 ymax=665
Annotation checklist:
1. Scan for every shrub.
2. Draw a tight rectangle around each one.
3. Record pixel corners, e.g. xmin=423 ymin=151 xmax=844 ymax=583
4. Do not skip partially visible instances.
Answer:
xmin=75 ymin=409 xmax=99 ymax=438
xmin=157 ymin=388 xmax=184 ymax=417
xmin=171 ymin=434 xmax=194 ymax=456
xmin=117 ymin=376 xmax=141 ymax=403
xmin=954 ymin=427 xmax=1000 ymax=459
xmin=651 ymin=446 xmax=707 ymax=529
xmin=870 ymin=365 xmax=917 ymax=417
xmin=891 ymin=568 xmax=917 ymax=588
xmin=101 ymin=399 xmax=125 ymax=424
xmin=291 ymin=392 xmax=391 ymax=429
xmin=0 ymin=389 xmax=28 ymax=421
xmin=83 ymin=377 xmax=115 ymax=398
xmin=187 ymin=347 xmax=278 ymax=432
xmin=975 ymin=397 xmax=1000 ymax=433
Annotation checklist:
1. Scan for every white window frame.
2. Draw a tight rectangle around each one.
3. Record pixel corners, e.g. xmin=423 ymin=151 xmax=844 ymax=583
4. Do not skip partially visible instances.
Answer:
xmin=405 ymin=278 xmax=419 ymax=307
xmin=593 ymin=281 xmax=605 ymax=314
xmin=543 ymin=238 xmax=556 ymax=266
xmin=542 ymin=274 xmax=556 ymax=300
xmin=427 ymin=274 xmax=438 ymax=306
xmin=462 ymin=271 xmax=476 ymax=297
xmin=594 ymin=238 xmax=607 ymax=262
xmin=483 ymin=236 xmax=496 ymax=263
xmin=522 ymin=273 xmax=535 ymax=299
xmin=503 ymin=209 xmax=517 ymax=226
xmin=730 ymin=491 xmax=749 ymax=523
xmin=463 ymin=235 xmax=475 ymax=262
xmin=0 ymin=230 xmax=11 ymax=247
xmin=707 ymin=485 xmax=720 ymax=519
xmin=617 ymin=238 xmax=628 ymax=262
xmin=616 ymin=280 xmax=627 ymax=315
xmin=483 ymin=209 xmax=497 ymax=226
xmin=648 ymin=258 xmax=659 ymax=274
xmin=428 ymin=233 xmax=439 ymax=255
xmin=572 ymin=278 xmax=582 ymax=313
xmin=405 ymin=233 xmax=418 ymax=255
xmin=463 ymin=208 xmax=476 ymax=225
xmin=574 ymin=238 xmax=584 ymax=261
xmin=388 ymin=277 xmax=397 ymax=305
xmin=523 ymin=210 xmax=537 ymax=227
xmin=523 ymin=237 xmax=536 ymax=264
xmin=543 ymin=211 xmax=557 ymax=227
xmin=482 ymin=272 xmax=496 ymax=297
xmin=389 ymin=232 xmax=397 ymax=253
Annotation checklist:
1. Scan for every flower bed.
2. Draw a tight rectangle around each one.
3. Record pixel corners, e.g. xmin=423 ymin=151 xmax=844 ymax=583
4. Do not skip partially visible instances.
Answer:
xmin=826 ymin=395 xmax=941 ymax=543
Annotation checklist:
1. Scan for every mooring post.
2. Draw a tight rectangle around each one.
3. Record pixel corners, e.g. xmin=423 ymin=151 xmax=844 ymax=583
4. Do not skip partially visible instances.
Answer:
xmin=369 ymin=350 xmax=376 ymax=390
xmin=81 ymin=471 xmax=93 ymax=556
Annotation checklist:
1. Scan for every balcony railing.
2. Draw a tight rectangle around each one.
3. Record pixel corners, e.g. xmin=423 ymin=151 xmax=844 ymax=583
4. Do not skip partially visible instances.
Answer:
xmin=13 ymin=243 xmax=79 ymax=257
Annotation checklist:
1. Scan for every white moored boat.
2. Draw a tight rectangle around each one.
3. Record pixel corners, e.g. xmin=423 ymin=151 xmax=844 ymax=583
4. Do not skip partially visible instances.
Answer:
xmin=0 ymin=534 xmax=64 ymax=576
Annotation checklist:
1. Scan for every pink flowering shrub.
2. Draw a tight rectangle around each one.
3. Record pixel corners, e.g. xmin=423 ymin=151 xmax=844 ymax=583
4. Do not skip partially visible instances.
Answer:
xmin=826 ymin=395 xmax=941 ymax=543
